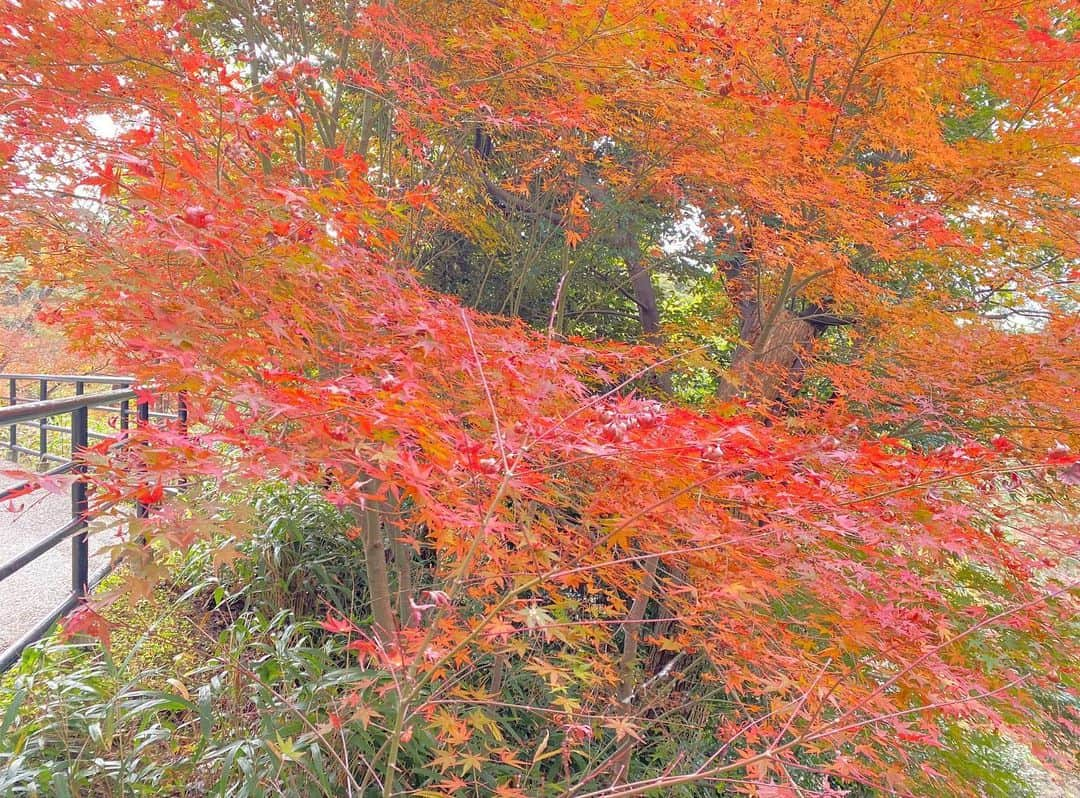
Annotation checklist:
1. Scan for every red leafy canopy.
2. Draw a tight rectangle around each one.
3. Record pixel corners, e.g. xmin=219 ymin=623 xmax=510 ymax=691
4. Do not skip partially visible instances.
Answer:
xmin=0 ymin=0 xmax=1077 ymax=795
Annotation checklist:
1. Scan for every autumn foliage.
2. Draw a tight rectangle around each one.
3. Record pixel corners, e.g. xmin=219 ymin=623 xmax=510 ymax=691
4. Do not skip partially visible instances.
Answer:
xmin=1 ymin=0 xmax=1078 ymax=795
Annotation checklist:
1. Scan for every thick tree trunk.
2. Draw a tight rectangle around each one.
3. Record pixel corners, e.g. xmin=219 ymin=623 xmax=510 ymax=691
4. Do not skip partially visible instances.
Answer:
xmin=717 ymin=246 xmax=831 ymax=403
xmin=720 ymin=305 xmax=817 ymax=402
xmin=613 ymin=218 xmax=662 ymax=342
xmin=359 ymin=492 xmax=396 ymax=644
xmin=611 ymin=216 xmax=672 ymax=394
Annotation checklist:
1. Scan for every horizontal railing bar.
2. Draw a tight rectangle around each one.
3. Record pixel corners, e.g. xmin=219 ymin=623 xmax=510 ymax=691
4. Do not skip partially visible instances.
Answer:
xmin=0 ymin=549 xmax=117 ymax=672
xmin=4 ymin=401 xmax=129 ymax=412
xmin=6 ymin=393 xmax=127 ymax=405
xmin=11 ymin=422 xmax=126 ymax=435
xmin=14 ymin=422 xmax=72 ymax=434
xmin=89 ymin=560 xmax=114 ymax=593
xmin=0 ymin=389 xmax=136 ymax=427
xmin=107 ymin=405 xmax=174 ymax=416
xmin=0 ymin=591 xmax=81 ymax=672
xmin=0 ymin=373 xmax=134 ymax=384
xmin=5 ymin=445 xmax=68 ymax=463
xmin=0 ymin=461 xmax=77 ymax=502
xmin=5 ymin=443 xmax=49 ymax=458
xmin=0 ymin=518 xmax=82 ymax=584
xmin=6 ymin=420 xmax=170 ymax=437
xmin=4 ymin=398 xmax=137 ymax=409
xmin=141 ymin=410 xmax=178 ymax=420
xmin=100 ymin=409 xmax=178 ymax=421
xmin=67 ymin=404 xmax=177 ymax=420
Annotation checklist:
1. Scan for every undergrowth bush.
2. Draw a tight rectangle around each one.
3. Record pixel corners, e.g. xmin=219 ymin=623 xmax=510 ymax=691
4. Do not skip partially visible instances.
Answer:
xmin=179 ymin=481 xmax=367 ymax=621
xmin=0 ymin=482 xmax=1065 ymax=797
xmin=1 ymin=484 xmax=402 ymax=797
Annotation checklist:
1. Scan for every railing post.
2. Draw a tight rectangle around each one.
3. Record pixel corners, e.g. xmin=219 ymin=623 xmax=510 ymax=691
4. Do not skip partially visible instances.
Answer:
xmin=177 ymin=390 xmax=189 ymax=431
xmin=71 ymin=392 xmax=89 ymax=597
xmin=136 ymin=399 xmax=150 ymax=519
xmin=7 ymin=378 xmax=15 ymax=461
xmin=38 ymin=378 xmax=47 ymax=462
xmin=115 ymin=382 xmax=129 ymax=433
xmin=177 ymin=391 xmax=189 ymax=491
xmin=0 ymin=380 xmax=139 ymax=672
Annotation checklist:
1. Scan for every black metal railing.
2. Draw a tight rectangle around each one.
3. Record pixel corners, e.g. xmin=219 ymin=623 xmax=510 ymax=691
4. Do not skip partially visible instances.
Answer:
xmin=0 ymin=374 xmax=184 ymax=671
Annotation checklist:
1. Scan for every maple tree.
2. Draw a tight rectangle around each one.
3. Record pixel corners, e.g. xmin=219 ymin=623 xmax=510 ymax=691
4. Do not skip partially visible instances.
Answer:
xmin=1 ymin=0 xmax=1078 ymax=796
xmin=0 ymin=258 xmax=76 ymax=372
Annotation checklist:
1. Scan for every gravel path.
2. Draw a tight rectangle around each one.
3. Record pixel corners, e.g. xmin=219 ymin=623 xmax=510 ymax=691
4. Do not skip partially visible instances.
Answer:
xmin=0 ymin=474 xmax=112 ymax=652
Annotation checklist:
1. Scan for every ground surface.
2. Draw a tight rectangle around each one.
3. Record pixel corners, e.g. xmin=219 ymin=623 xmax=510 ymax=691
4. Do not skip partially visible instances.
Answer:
xmin=0 ymin=474 xmax=112 ymax=652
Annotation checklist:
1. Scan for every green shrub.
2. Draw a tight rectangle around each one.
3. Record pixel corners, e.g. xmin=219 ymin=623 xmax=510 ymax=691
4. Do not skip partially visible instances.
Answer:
xmin=180 ymin=481 xmax=367 ymax=622
xmin=0 ymin=483 xmax=387 ymax=797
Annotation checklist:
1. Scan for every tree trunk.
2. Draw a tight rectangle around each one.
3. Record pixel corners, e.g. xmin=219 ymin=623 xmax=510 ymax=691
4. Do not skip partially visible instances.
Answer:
xmin=612 ymin=219 xmax=662 ymax=343
xmin=720 ymin=305 xmax=817 ymax=402
xmin=580 ymin=170 xmax=672 ymax=394
xmin=359 ymin=492 xmax=396 ymax=644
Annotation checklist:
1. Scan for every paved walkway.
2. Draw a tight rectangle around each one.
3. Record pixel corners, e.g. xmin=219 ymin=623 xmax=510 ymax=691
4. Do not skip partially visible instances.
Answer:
xmin=0 ymin=474 xmax=112 ymax=652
